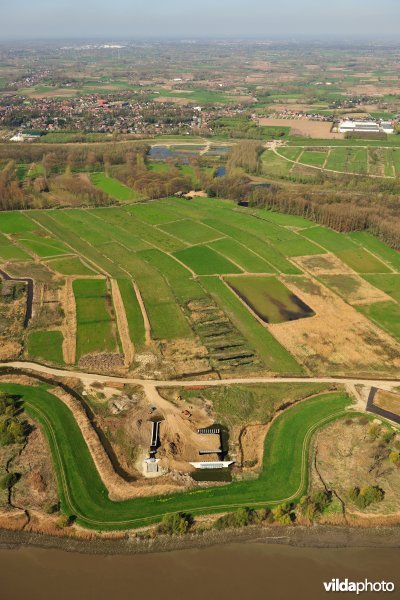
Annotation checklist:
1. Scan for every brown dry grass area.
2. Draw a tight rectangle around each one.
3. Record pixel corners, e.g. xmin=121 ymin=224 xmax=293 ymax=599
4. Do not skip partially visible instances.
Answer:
xmin=0 ymin=340 xmax=22 ymax=360
xmin=111 ymin=279 xmax=134 ymax=367
xmin=12 ymin=427 xmax=58 ymax=512
xmin=160 ymin=338 xmax=211 ymax=378
xmin=259 ymin=118 xmax=344 ymax=139
xmin=28 ymin=89 xmax=79 ymax=99
xmin=374 ymin=390 xmax=400 ymax=416
xmin=59 ymin=277 xmax=76 ymax=364
xmin=155 ymin=96 xmax=193 ymax=105
xmin=293 ymin=254 xmax=354 ymax=276
xmin=314 ymin=417 xmax=400 ymax=516
xmin=322 ymin=274 xmax=390 ymax=305
xmin=240 ymin=423 xmax=268 ymax=470
xmin=268 ymin=276 xmax=400 ymax=376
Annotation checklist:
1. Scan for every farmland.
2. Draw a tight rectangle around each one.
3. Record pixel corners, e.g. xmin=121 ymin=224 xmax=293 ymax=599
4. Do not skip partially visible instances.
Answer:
xmin=0 ymin=196 xmax=399 ymax=377
xmin=273 ymin=144 xmax=400 ymax=178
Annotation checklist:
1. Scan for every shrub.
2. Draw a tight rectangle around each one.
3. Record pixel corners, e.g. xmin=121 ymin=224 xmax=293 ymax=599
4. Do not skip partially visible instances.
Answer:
xmin=298 ymin=491 xmax=332 ymax=521
xmin=0 ymin=472 xmax=20 ymax=490
xmin=389 ymin=451 xmax=400 ymax=466
xmin=272 ymin=503 xmax=295 ymax=525
xmin=158 ymin=513 xmax=192 ymax=536
xmin=56 ymin=514 xmax=75 ymax=529
xmin=213 ymin=507 xmax=261 ymax=530
xmin=348 ymin=485 xmax=385 ymax=509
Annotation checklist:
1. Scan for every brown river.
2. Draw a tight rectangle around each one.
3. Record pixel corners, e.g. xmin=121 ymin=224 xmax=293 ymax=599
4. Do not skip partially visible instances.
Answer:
xmin=0 ymin=543 xmax=398 ymax=600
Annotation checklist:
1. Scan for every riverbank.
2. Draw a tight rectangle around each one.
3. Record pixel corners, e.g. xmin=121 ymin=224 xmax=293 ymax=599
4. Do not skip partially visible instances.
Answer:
xmin=1 ymin=524 xmax=399 ymax=556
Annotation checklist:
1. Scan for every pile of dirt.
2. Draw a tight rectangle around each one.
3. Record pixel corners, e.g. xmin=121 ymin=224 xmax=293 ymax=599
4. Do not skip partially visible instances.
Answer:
xmin=79 ymin=352 xmax=125 ymax=375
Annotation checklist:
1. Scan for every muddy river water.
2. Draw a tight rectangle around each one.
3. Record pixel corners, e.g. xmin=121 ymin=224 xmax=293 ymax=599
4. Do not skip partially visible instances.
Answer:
xmin=0 ymin=542 xmax=398 ymax=600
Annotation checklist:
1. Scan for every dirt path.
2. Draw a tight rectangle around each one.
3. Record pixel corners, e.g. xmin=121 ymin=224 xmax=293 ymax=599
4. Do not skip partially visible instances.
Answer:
xmin=132 ymin=280 xmax=151 ymax=347
xmin=2 ymin=360 xmax=400 ymax=389
xmin=59 ymin=277 xmax=76 ymax=365
xmin=110 ymin=279 xmax=134 ymax=367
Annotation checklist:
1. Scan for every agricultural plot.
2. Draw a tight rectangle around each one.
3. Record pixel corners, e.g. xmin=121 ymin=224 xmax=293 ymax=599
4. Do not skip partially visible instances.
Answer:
xmin=362 ymin=274 xmax=400 ymax=303
xmin=159 ymin=219 xmax=221 ymax=245
xmin=91 ymin=173 xmax=141 ymax=202
xmin=0 ymin=234 xmax=31 ymax=261
xmin=301 ymin=227 xmax=391 ymax=272
xmin=27 ymin=330 xmax=64 ymax=364
xmin=356 ymin=301 xmax=400 ymax=342
xmin=261 ymin=150 xmax=293 ymax=176
xmin=16 ymin=232 xmax=69 ymax=258
xmin=298 ymin=150 xmax=327 ymax=167
xmin=348 ymin=231 xmax=400 ymax=271
xmin=45 ymin=256 xmax=95 ymax=276
xmin=174 ymin=246 xmax=241 ymax=275
xmin=208 ymin=238 xmax=275 ymax=273
xmin=73 ymin=279 xmax=118 ymax=359
xmin=0 ymin=212 xmax=36 ymax=234
xmin=225 ymin=276 xmax=314 ymax=324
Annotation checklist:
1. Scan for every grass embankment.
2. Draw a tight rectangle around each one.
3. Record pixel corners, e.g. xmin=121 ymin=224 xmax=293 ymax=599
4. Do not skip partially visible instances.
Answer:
xmin=2 ymin=382 xmax=350 ymax=530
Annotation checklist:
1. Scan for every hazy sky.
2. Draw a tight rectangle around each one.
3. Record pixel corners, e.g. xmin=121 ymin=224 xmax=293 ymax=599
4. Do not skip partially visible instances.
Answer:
xmin=2 ymin=0 xmax=400 ymax=40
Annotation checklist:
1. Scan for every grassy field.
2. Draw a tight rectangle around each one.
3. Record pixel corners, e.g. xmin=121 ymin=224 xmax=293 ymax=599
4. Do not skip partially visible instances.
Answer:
xmin=91 ymin=173 xmax=141 ymax=202
xmin=27 ymin=330 xmax=64 ymax=364
xmin=3 ymin=382 xmax=350 ymax=529
xmin=0 ymin=198 xmax=397 ymax=375
xmin=174 ymin=246 xmax=242 ymax=275
xmin=362 ymin=274 xmax=400 ymax=303
xmin=356 ymin=301 xmax=400 ymax=342
xmin=45 ymin=256 xmax=95 ymax=276
xmin=225 ymin=276 xmax=314 ymax=324
xmin=73 ymin=279 xmax=117 ymax=358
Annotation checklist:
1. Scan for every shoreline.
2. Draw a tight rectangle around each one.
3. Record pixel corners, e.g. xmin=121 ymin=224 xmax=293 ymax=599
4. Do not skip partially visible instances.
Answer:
xmin=1 ymin=524 xmax=400 ymax=556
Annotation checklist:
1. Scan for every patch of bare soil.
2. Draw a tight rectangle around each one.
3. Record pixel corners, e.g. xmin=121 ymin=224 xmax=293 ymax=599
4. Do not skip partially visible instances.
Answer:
xmin=240 ymin=423 xmax=268 ymax=470
xmin=321 ymin=274 xmax=391 ymax=305
xmin=79 ymin=352 xmax=125 ymax=375
xmin=111 ymin=279 xmax=134 ymax=367
xmin=160 ymin=338 xmax=211 ymax=378
xmin=268 ymin=277 xmax=400 ymax=376
xmin=155 ymin=96 xmax=193 ymax=105
xmin=374 ymin=390 xmax=400 ymax=416
xmin=59 ymin=277 xmax=76 ymax=364
xmin=293 ymin=253 xmax=354 ymax=276
xmin=312 ymin=417 xmax=400 ymax=516
xmin=259 ymin=118 xmax=344 ymax=139
xmin=12 ymin=427 xmax=58 ymax=512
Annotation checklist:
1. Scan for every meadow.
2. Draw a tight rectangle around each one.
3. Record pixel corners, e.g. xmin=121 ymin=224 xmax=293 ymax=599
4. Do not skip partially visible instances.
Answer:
xmin=0 ymin=196 xmax=399 ymax=376
xmin=73 ymin=279 xmax=118 ymax=358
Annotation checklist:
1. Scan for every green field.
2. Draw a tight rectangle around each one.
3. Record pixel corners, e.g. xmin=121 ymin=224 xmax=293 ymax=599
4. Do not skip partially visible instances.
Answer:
xmin=174 ymin=245 xmax=242 ymax=275
xmin=45 ymin=256 xmax=95 ymax=276
xmin=0 ymin=212 xmax=36 ymax=234
xmin=159 ymin=219 xmax=221 ymax=245
xmin=91 ymin=173 xmax=141 ymax=202
xmin=225 ymin=276 xmax=314 ymax=324
xmin=16 ymin=233 xmax=69 ymax=258
xmin=356 ymin=301 xmax=400 ymax=342
xmin=27 ymin=330 xmax=64 ymax=364
xmin=362 ymin=274 xmax=400 ymax=303
xmin=73 ymin=279 xmax=117 ymax=358
xmin=3 ymin=382 xmax=350 ymax=529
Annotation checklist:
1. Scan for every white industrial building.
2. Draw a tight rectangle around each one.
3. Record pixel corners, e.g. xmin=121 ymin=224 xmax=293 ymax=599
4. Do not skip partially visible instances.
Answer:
xmin=339 ymin=120 xmax=394 ymax=134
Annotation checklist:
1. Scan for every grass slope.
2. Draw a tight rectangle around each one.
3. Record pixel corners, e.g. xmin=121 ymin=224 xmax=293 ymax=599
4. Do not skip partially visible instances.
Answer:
xmin=2 ymin=382 xmax=350 ymax=530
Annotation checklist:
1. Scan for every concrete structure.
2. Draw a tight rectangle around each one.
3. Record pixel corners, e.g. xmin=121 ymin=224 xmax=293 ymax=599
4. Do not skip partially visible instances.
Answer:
xmin=190 ymin=461 xmax=234 ymax=469
xmin=338 ymin=120 xmax=394 ymax=134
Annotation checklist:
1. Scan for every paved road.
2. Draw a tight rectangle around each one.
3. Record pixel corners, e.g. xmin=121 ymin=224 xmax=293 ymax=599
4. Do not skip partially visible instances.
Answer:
xmin=2 ymin=361 xmax=399 ymax=390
